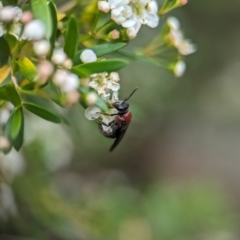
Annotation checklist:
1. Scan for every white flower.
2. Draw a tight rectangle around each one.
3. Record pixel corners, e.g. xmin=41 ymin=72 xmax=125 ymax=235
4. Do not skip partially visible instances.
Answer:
xmin=0 ymin=6 xmax=22 ymax=22
xmin=85 ymin=106 xmax=101 ymax=120
xmin=80 ymin=49 xmax=97 ymax=63
xmin=167 ymin=16 xmax=180 ymax=30
xmin=53 ymin=70 xmax=79 ymax=92
xmin=173 ymin=60 xmax=186 ymax=77
xmin=98 ymin=1 xmax=110 ymax=13
xmin=109 ymin=72 xmax=120 ymax=82
xmin=22 ymin=19 xmax=46 ymax=41
xmin=86 ymin=92 xmax=98 ymax=106
xmin=89 ymin=72 xmax=108 ymax=94
xmin=33 ymin=40 xmax=50 ymax=56
xmin=107 ymin=0 xmax=159 ymax=38
xmin=111 ymin=5 xmax=133 ymax=25
xmin=51 ymin=48 xmax=67 ymax=65
xmin=167 ymin=17 xmax=196 ymax=56
xmin=0 ymin=136 xmax=10 ymax=151
xmin=61 ymin=73 xmax=79 ymax=92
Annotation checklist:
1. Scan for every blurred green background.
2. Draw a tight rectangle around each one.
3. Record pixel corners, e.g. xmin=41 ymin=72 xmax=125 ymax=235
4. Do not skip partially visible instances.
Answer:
xmin=1 ymin=0 xmax=240 ymax=239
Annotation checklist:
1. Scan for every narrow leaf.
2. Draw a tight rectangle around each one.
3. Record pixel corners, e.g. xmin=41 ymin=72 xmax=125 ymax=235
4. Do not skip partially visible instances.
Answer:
xmin=10 ymin=107 xmax=22 ymax=140
xmin=72 ymin=59 xmax=128 ymax=77
xmin=22 ymin=102 xmax=62 ymax=123
xmin=0 ymin=36 xmax=10 ymax=67
xmin=13 ymin=107 xmax=24 ymax=151
xmin=0 ymin=65 xmax=11 ymax=84
xmin=48 ymin=1 xmax=58 ymax=59
xmin=73 ymin=43 xmax=127 ymax=65
xmin=0 ymin=83 xmax=21 ymax=106
xmin=31 ymin=0 xmax=53 ymax=39
xmin=64 ymin=16 xmax=78 ymax=59
xmin=18 ymin=56 xmax=37 ymax=82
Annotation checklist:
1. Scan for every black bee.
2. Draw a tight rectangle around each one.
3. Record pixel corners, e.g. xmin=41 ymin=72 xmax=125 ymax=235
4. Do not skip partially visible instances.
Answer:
xmin=94 ymin=88 xmax=138 ymax=152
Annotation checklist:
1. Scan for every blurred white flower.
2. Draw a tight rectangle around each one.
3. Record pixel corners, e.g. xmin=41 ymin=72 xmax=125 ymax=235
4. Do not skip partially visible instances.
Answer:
xmin=0 ymin=136 xmax=10 ymax=151
xmin=37 ymin=60 xmax=54 ymax=84
xmin=85 ymin=106 xmax=101 ymax=120
xmin=51 ymin=48 xmax=68 ymax=65
xmin=173 ymin=60 xmax=186 ymax=77
xmin=33 ymin=40 xmax=51 ymax=56
xmin=80 ymin=49 xmax=97 ymax=63
xmin=22 ymin=19 xmax=46 ymax=41
xmin=86 ymin=92 xmax=98 ymax=106
xmin=0 ymin=102 xmax=14 ymax=126
xmin=53 ymin=69 xmax=79 ymax=93
xmin=167 ymin=16 xmax=196 ymax=55
xmin=0 ymin=6 xmax=22 ymax=22
xmin=98 ymin=1 xmax=110 ymax=13
xmin=20 ymin=11 xmax=33 ymax=24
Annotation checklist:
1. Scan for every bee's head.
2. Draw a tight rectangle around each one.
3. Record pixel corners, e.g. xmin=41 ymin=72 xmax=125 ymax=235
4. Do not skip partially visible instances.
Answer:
xmin=113 ymin=101 xmax=129 ymax=112
xmin=113 ymin=87 xmax=138 ymax=113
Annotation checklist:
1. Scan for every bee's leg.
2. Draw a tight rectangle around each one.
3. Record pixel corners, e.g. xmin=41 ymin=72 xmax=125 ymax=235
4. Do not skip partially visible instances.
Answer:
xmin=92 ymin=118 xmax=115 ymax=127
xmin=97 ymin=112 xmax=119 ymax=116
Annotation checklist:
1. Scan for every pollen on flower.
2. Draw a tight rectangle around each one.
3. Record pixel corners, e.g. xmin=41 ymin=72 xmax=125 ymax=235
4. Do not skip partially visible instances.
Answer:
xmin=80 ymin=49 xmax=97 ymax=63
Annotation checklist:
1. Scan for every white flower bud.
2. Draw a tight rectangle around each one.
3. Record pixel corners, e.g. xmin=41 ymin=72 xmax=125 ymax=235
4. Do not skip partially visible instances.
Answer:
xmin=61 ymin=73 xmax=79 ymax=92
xmin=65 ymin=90 xmax=80 ymax=106
xmin=62 ymin=59 xmax=73 ymax=69
xmin=98 ymin=1 xmax=110 ymax=13
xmin=126 ymin=27 xmax=137 ymax=39
xmin=109 ymin=29 xmax=120 ymax=39
xmin=51 ymin=49 xmax=67 ymax=65
xmin=53 ymin=69 xmax=68 ymax=86
xmin=20 ymin=11 xmax=33 ymax=24
xmin=80 ymin=49 xmax=97 ymax=63
xmin=33 ymin=40 xmax=50 ymax=56
xmin=86 ymin=92 xmax=98 ymax=106
xmin=23 ymin=19 xmax=46 ymax=41
xmin=37 ymin=60 xmax=54 ymax=84
xmin=174 ymin=60 xmax=186 ymax=77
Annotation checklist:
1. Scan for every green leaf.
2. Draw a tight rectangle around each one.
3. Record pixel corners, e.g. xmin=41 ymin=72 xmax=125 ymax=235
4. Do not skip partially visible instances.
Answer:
xmin=10 ymin=107 xmax=22 ymax=140
xmin=31 ymin=0 xmax=53 ymax=39
xmin=1 ymin=0 xmax=18 ymax=6
xmin=64 ymin=16 xmax=78 ymax=59
xmin=0 ymin=36 xmax=10 ymax=67
xmin=0 ymin=83 xmax=22 ymax=106
xmin=72 ymin=59 xmax=128 ymax=77
xmin=73 ymin=43 xmax=127 ymax=65
xmin=22 ymin=102 xmax=63 ymax=123
xmin=4 ymin=107 xmax=24 ymax=152
xmin=48 ymin=1 xmax=58 ymax=59
xmin=13 ymin=107 xmax=24 ymax=151
xmin=18 ymin=56 xmax=37 ymax=82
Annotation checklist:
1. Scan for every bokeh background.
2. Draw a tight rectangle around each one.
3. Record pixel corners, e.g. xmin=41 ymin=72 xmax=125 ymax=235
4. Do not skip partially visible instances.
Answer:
xmin=1 ymin=0 xmax=240 ymax=239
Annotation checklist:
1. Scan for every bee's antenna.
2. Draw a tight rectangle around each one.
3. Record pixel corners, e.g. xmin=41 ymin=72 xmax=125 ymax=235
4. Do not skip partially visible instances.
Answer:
xmin=123 ymin=87 xmax=138 ymax=102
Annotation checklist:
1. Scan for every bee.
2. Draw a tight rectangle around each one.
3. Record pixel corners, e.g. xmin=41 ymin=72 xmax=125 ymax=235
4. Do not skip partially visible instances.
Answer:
xmin=94 ymin=88 xmax=138 ymax=152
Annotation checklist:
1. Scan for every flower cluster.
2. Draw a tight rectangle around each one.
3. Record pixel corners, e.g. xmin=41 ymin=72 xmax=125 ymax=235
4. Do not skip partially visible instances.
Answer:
xmin=98 ymin=0 xmax=159 ymax=39
xmin=167 ymin=17 xmax=196 ymax=56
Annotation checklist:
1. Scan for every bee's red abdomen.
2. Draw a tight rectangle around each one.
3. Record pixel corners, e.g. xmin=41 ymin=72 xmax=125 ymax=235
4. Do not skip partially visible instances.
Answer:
xmin=115 ymin=111 xmax=132 ymax=124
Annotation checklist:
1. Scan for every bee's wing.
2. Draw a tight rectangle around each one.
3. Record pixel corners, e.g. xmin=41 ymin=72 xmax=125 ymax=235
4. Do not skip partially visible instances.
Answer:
xmin=109 ymin=125 xmax=129 ymax=152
